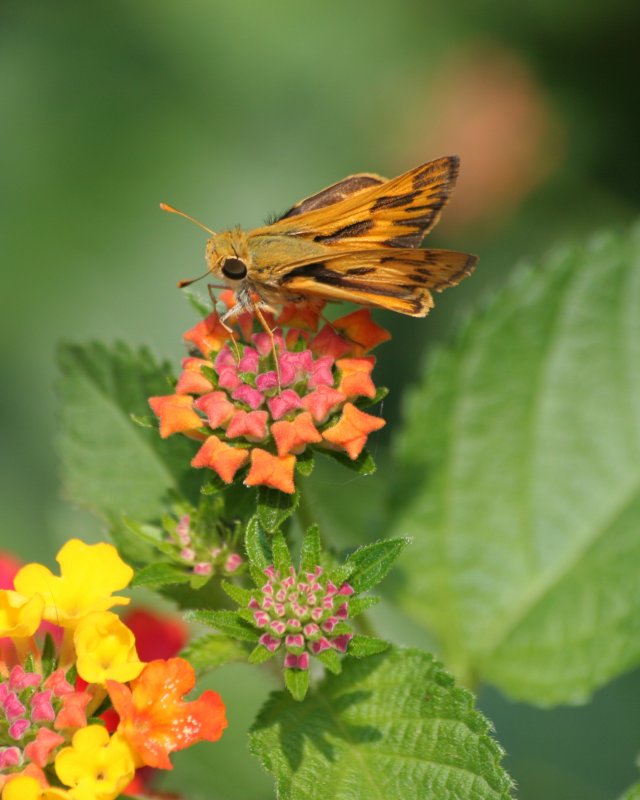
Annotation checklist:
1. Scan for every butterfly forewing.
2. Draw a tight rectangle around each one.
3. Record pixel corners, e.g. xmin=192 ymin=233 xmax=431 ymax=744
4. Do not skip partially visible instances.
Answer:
xmin=277 ymin=173 xmax=386 ymax=219
xmin=253 ymin=156 xmax=459 ymax=251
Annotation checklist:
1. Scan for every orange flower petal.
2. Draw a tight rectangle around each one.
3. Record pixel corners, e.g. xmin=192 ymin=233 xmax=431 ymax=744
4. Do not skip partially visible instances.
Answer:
xmin=322 ymin=402 xmax=385 ymax=459
xmin=336 ymin=357 xmax=377 ymax=399
xmin=148 ymin=395 xmax=203 ymax=439
xmin=302 ymin=386 xmax=346 ymax=423
xmin=107 ymin=658 xmax=227 ymax=770
xmin=194 ymin=391 xmax=236 ymax=429
xmin=191 ymin=436 xmax=249 ymax=483
xmin=309 ymin=324 xmax=352 ymax=360
xmin=271 ymin=412 xmax=322 ymax=456
xmin=226 ymin=410 xmax=269 ymax=441
xmin=54 ymin=690 xmax=92 ymax=730
xmin=276 ymin=300 xmax=324 ymax=332
xmin=244 ymin=449 xmax=296 ymax=494
xmin=175 ymin=357 xmax=214 ymax=395
xmin=183 ymin=313 xmax=230 ymax=357
xmin=333 ymin=309 xmax=391 ymax=355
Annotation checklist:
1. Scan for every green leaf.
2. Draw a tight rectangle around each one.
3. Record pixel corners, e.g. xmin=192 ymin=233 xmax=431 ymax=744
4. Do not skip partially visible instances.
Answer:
xmin=245 ymin=517 xmax=272 ymax=579
xmin=356 ymin=384 xmax=389 ymax=409
xmin=181 ymin=634 xmax=248 ymax=672
xmin=272 ymin=531 xmax=292 ymax=574
xmin=344 ymin=538 xmax=409 ymax=593
xmin=619 ymin=782 xmax=640 ymax=800
xmin=390 ymin=225 xmax=640 ymax=705
xmin=319 ymin=446 xmax=377 ymax=476
xmin=257 ymin=486 xmax=299 ymax=533
xmin=348 ymin=635 xmax=389 ymax=658
xmin=300 ymin=525 xmax=321 ymax=572
xmin=314 ymin=648 xmax=342 ymax=675
xmin=221 ymin=580 xmax=254 ymax=606
xmin=131 ymin=562 xmax=191 ymax=588
xmin=295 ymin=450 xmax=315 ymax=476
xmin=249 ymin=644 xmax=278 ymax=665
xmin=347 ymin=596 xmax=381 ymax=617
xmin=57 ymin=342 xmax=199 ymax=521
xmin=250 ymin=647 xmax=513 ymax=800
xmin=284 ymin=668 xmax=310 ymax=701
xmin=186 ymin=609 xmax=259 ymax=642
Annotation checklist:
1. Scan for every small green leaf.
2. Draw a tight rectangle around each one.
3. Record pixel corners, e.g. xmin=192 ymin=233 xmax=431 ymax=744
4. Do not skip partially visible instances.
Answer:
xmin=186 ymin=609 xmax=259 ymax=642
xmin=181 ymin=634 xmax=248 ymax=672
xmin=250 ymin=647 xmax=513 ymax=800
xmin=348 ymin=596 xmax=381 ymax=617
xmin=245 ymin=517 xmax=272 ymax=570
xmin=300 ymin=525 xmax=321 ymax=572
xmin=295 ymin=450 xmax=315 ymax=476
xmin=131 ymin=563 xmax=191 ymax=588
xmin=319 ymin=447 xmax=377 ymax=476
xmin=356 ymin=385 xmax=389 ymax=409
xmin=257 ymin=486 xmax=299 ymax=533
xmin=314 ymin=648 xmax=342 ymax=675
xmin=344 ymin=537 xmax=409 ymax=593
xmin=348 ymin=634 xmax=389 ymax=658
xmin=272 ymin=532 xmax=292 ymax=574
xmin=221 ymin=580 xmax=254 ymax=606
xmin=284 ymin=668 xmax=309 ymax=701
xmin=248 ymin=644 xmax=278 ymax=665
xmin=619 ymin=781 xmax=640 ymax=800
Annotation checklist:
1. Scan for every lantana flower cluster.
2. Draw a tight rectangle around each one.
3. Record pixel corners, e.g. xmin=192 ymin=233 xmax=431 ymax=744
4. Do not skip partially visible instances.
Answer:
xmin=0 ymin=540 xmax=226 ymax=800
xmin=202 ymin=525 xmax=395 ymax=701
xmin=149 ymin=293 xmax=390 ymax=494
xmin=128 ymin=499 xmax=245 ymax=586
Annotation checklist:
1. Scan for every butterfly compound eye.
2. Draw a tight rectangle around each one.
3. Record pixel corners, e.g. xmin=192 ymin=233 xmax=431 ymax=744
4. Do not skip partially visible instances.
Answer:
xmin=221 ymin=257 xmax=248 ymax=280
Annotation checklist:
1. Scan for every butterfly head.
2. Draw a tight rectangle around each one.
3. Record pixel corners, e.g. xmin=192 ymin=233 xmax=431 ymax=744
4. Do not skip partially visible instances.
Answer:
xmin=205 ymin=230 xmax=252 ymax=286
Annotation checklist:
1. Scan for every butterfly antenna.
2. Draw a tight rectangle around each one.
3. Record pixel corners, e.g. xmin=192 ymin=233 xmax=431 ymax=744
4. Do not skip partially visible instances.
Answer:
xmin=159 ymin=202 xmax=216 ymax=236
xmin=177 ymin=270 xmax=213 ymax=289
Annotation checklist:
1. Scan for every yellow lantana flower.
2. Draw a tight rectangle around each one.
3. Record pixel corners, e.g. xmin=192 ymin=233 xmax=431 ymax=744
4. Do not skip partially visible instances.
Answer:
xmin=54 ymin=726 xmax=137 ymax=800
xmin=74 ymin=611 xmax=144 ymax=685
xmin=14 ymin=540 xmax=133 ymax=628
xmin=0 ymin=590 xmax=44 ymax=638
xmin=3 ymin=775 xmax=70 ymax=800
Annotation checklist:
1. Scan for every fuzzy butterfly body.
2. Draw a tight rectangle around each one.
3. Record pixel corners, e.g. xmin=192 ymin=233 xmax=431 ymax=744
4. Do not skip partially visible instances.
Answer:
xmin=173 ymin=156 xmax=477 ymax=320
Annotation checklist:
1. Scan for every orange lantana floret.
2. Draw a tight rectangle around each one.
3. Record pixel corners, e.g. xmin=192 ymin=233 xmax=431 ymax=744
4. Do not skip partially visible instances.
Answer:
xmin=322 ymin=402 xmax=386 ymax=459
xmin=183 ymin=313 xmax=230 ymax=356
xmin=147 ymin=395 xmax=203 ymax=439
xmin=244 ymin=449 xmax=296 ymax=494
xmin=332 ymin=309 xmax=392 ymax=355
xmin=271 ymin=412 xmax=323 ymax=457
xmin=107 ymin=658 xmax=227 ymax=770
xmin=336 ymin=357 xmax=377 ymax=399
xmin=175 ymin=357 xmax=214 ymax=395
xmin=191 ymin=435 xmax=250 ymax=483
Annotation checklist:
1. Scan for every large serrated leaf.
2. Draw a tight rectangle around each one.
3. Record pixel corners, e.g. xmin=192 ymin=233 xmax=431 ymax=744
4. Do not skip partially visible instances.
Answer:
xmin=390 ymin=226 xmax=640 ymax=705
xmin=57 ymin=342 xmax=199 ymax=521
xmin=344 ymin=537 xmax=408 ymax=593
xmin=249 ymin=647 xmax=513 ymax=800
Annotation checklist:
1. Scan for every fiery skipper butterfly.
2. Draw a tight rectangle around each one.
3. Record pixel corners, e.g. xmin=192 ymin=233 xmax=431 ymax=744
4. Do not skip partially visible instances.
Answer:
xmin=162 ymin=156 xmax=476 ymax=324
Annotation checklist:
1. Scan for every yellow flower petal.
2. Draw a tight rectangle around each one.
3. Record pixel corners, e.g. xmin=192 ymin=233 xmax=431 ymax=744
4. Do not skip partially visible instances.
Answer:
xmin=74 ymin=611 xmax=144 ymax=686
xmin=0 ymin=590 xmax=44 ymax=638
xmin=14 ymin=541 xmax=133 ymax=629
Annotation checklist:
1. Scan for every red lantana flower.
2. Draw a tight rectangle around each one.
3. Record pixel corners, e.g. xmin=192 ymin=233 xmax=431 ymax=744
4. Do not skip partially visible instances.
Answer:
xmin=149 ymin=294 xmax=388 ymax=494
xmin=107 ymin=657 xmax=227 ymax=771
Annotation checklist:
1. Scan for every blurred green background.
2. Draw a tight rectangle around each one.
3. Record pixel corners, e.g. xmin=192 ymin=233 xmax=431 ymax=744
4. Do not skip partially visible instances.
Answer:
xmin=2 ymin=2 xmax=639 ymax=798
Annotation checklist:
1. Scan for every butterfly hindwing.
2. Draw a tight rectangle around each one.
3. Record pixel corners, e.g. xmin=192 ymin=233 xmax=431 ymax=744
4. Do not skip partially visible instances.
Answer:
xmin=276 ymin=248 xmax=477 ymax=317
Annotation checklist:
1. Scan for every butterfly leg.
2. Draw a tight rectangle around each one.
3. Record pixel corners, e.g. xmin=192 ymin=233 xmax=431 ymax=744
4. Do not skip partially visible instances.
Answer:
xmin=254 ymin=305 xmax=282 ymax=391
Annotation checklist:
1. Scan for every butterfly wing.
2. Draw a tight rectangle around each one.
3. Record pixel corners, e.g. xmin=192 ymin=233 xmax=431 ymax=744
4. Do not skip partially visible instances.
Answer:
xmin=275 ymin=248 xmax=477 ymax=317
xmin=277 ymin=173 xmax=386 ymax=219
xmin=254 ymin=156 xmax=459 ymax=250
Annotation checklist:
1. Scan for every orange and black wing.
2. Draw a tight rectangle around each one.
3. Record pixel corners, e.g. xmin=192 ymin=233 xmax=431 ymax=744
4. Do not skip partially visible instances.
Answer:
xmin=275 ymin=248 xmax=477 ymax=317
xmin=255 ymin=156 xmax=460 ymax=250
xmin=277 ymin=173 xmax=386 ymax=219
